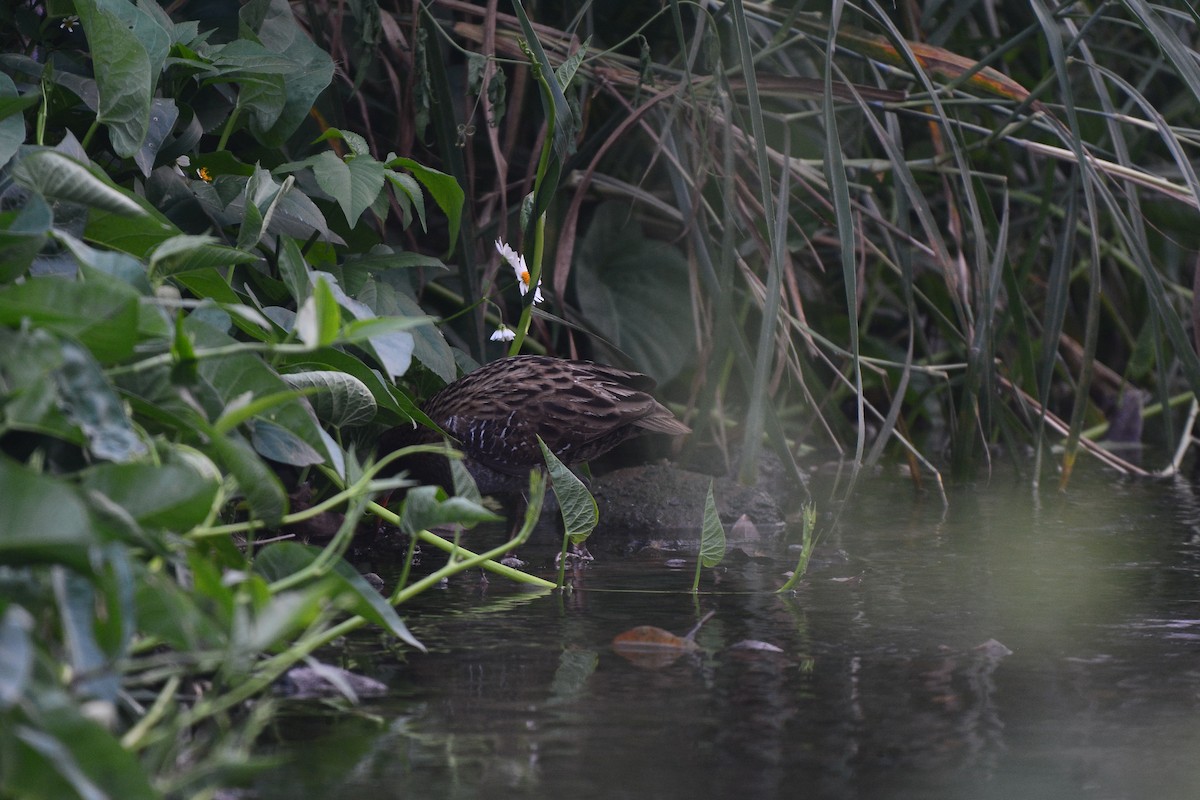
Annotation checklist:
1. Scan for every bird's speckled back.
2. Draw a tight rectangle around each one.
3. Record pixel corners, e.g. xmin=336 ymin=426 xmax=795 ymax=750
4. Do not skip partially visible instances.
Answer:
xmin=380 ymin=355 xmax=689 ymax=494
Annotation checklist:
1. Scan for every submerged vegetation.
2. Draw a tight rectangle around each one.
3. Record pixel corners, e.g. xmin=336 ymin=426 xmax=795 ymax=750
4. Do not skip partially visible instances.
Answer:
xmin=3 ymin=0 xmax=1200 ymax=796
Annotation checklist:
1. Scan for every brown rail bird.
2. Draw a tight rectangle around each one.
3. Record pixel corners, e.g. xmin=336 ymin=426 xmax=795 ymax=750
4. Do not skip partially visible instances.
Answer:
xmin=379 ymin=355 xmax=690 ymax=510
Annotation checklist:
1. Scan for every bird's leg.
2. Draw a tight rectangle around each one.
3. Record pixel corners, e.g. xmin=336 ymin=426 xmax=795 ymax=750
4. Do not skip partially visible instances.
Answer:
xmin=555 ymin=541 xmax=594 ymax=566
xmin=498 ymin=492 xmax=528 ymax=569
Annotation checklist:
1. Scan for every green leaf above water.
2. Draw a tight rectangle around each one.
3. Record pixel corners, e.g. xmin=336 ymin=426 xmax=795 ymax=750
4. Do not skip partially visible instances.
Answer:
xmin=537 ymin=435 xmax=597 ymax=544
xmin=692 ymin=480 xmax=726 ymax=592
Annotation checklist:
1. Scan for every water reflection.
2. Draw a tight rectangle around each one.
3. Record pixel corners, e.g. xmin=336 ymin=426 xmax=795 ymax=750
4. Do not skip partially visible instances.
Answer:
xmin=255 ymin=465 xmax=1200 ymax=799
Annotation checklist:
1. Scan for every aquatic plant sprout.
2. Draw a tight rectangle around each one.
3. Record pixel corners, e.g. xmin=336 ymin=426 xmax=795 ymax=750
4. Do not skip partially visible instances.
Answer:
xmin=496 ymin=238 xmax=543 ymax=305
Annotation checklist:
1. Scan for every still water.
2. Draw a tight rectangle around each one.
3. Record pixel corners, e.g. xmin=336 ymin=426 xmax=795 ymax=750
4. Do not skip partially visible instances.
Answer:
xmin=255 ymin=465 xmax=1200 ymax=799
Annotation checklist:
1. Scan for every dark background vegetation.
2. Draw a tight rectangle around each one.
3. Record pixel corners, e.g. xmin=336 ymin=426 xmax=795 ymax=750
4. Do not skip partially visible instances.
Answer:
xmin=3 ymin=0 xmax=1200 ymax=796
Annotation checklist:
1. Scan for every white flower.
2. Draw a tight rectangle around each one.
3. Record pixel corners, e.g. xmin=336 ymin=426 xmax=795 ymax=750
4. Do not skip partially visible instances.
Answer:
xmin=60 ymin=15 xmax=79 ymax=31
xmin=490 ymin=324 xmax=516 ymax=342
xmin=173 ymin=155 xmax=191 ymax=177
xmin=495 ymin=238 xmax=544 ymax=304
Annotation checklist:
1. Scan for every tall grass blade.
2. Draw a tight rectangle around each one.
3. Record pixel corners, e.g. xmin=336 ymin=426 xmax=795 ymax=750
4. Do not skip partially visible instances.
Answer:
xmin=728 ymin=0 xmax=782 ymax=486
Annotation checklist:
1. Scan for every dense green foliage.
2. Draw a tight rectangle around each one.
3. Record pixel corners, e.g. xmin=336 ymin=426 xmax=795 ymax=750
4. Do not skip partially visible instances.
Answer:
xmin=5 ymin=0 xmax=1200 ymax=796
xmin=0 ymin=1 xmax=525 ymax=796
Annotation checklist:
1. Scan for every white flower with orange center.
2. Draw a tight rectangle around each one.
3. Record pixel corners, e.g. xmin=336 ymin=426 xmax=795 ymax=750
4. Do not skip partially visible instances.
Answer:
xmin=495 ymin=238 xmax=543 ymax=305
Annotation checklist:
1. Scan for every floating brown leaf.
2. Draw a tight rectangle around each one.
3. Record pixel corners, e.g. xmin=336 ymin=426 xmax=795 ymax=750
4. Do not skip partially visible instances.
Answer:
xmin=612 ymin=625 xmax=698 ymax=669
xmin=612 ymin=612 xmax=716 ymax=669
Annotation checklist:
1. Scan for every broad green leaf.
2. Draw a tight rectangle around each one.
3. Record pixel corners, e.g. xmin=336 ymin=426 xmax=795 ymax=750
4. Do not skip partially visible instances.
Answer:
xmin=400 ymin=485 xmax=502 ymax=534
xmin=294 ymin=275 xmax=340 ymax=348
xmin=16 ymin=711 xmax=157 ymax=800
xmin=236 ymin=166 xmax=278 ymax=250
xmin=54 ymin=339 xmax=148 ymax=461
xmin=57 ymin=234 xmax=150 ymax=294
xmin=343 ymin=155 xmax=386 ymax=226
xmin=314 ymin=127 xmax=371 ymax=156
xmin=188 ymin=317 xmax=335 ymax=465
xmin=148 ymin=233 xmax=258 ymax=280
xmin=84 ymin=200 xmax=178 ymax=258
xmin=278 ymin=347 xmax=419 ymax=423
xmin=386 ymin=157 xmax=464 ymax=245
xmin=233 ymin=72 xmax=287 ymax=136
xmin=134 ymin=566 xmax=227 ymax=651
xmin=338 ymin=315 xmax=435 ymax=345
xmin=7 ymin=726 xmax=102 ymax=800
xmin=0 ymin=606 xmax=34 ymax=708
xmin=53 ymin=568 xmax=121 ymax=702
xmin=281 ymin=370 xmax=377 ymax=428
xmin=267 ymin=184 xmax=341 ymax=244
xmin=449 ymin=458 xmax=482 ymax=505
xmin=385 ymin=169 xmax=426 ymax=230
xmin=208 ymin=38 xmax=298 ymax=76
xmin=555 ymin=35 xmax=590 ymax=90
xmin=0 ymin=458 xmax=99 ymax=570
xmin=277 ymin=235 xmax=311 ymax=305
xmin=0 ymin=93 xmax=39 ymax=126
xmin=239 ymin=0 xmax=335 ymax=145
xmin=133 ymin=97 xmax=178 ymax=176
xmin=0 ymin=327 xmax=73 ymax=439
xmin=81 ymin=262 xmax=171 ymax=342
xmin=173 ymin=268 xmax=242 ymax=305
xmin=214 ymin=389 xmax=307 ymax=435
xmin=229 ymin=587 xmax=324 ymax=657
xmin=0 ymin=277 xmax=140 ymax=364
xmin=0 ymin=73 xmax=29 ymax=170
xmin=248 ymin=418 xmax=325 ymax=467
xmin=186 ymin=547 xmax=240 ymax=626
xmin=0 ymin=194 xmax=51 ymax=283
xmin=307 ymin=151 xmax=386 ymax=227
xmin=89 ymin=0 xmax=172 ymax=77
xmin=343 ymin=247 xmax=448 ymax=272
xmin=80 ymin=461 xmax=220 ymax=530
xmin=190 ymin=149 xmax=257 ymax=178
xmin=85 ymin=544 xmax=137 ymax=676
xmin=205 ymin=432 xmax=287 ymax=527
xmin=12 ymin=150 xmax=146 ymax=218
xmin=309 ymin=150 xmax=351 ymax=207
xmin=253 ymin=542 xmax=424 ymax=650
xmin=353 ymin=277 xmax=453 ymax=382
xmin=538 ymin=435 xmax=597 ymax=544
xmin=362 ymin=329 xmax=415 ymax=381
xmin=317 ymin=272 xmax=415 ymax=379
xmin=75 ymin=0 xmax=153 ymax=157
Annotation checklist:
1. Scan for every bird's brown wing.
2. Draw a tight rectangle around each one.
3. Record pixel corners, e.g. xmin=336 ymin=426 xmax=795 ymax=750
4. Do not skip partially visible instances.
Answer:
xmin=423 ymin=355 xmax=688 ymax=474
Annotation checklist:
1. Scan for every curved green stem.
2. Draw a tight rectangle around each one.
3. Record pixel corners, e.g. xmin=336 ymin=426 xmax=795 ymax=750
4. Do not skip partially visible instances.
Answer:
xmin=217 ymin=105 xmax=240 ymax=151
